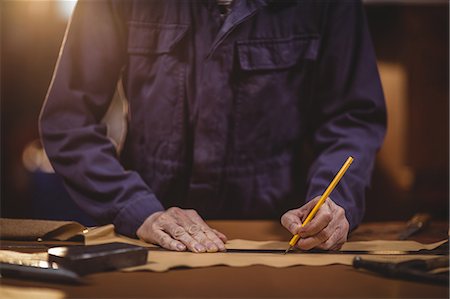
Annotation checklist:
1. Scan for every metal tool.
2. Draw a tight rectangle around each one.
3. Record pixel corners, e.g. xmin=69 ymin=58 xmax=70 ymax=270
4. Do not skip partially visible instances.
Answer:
xmin=398 ymin=213 xmax=431 ymax=240
xmin=0 ymin=261 xmax=82 ymax=284
xmin=353 ymin=256 xmax=449 ymax=285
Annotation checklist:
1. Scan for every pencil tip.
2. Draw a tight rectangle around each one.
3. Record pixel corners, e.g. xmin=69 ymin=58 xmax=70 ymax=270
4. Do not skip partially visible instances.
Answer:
xmin=284 ymin=247 xmax=291 ymax=255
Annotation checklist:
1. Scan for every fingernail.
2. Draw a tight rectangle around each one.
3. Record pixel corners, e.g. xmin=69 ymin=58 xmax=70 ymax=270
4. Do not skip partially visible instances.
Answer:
xmin=176 ymin=244 xmax=185 ymax=251
xmin=195 ymin=244 xmax=206 ymax=253
xmin=207 ymin=244 xmax=218 ymax=252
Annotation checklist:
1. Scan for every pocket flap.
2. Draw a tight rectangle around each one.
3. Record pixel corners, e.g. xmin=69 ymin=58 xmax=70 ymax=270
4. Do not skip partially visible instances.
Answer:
xmin=128 ymin=21 xmax=189 ymax=55
xmin=237 ymin=35 xmax=319 ymax=71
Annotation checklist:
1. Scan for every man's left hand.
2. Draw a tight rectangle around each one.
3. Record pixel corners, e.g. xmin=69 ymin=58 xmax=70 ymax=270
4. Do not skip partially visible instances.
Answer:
xmin=281 ymin=196 xmax=349 ymax=250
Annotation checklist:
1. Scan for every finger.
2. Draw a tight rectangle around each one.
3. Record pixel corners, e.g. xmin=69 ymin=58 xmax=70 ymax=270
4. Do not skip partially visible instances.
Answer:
xmin=320 ymin=218 xmax=349 ymax=251
xmin=312 ymin=204 xmax=349 ymax=250
xmin=281 ymin=212 xmax=302 ymax=235
xmin=185 ymin=210 xmax=226 ymax=252
xmin=189 ymin=225 xmax=220 ymax=252
xmin=136 ymin=212 xmax=186 ymax=251
xmin=212 ymin=229 xmax=228 ymax=243
xmin=297 ymin=201 xmax=333 ymax=238
xmin=315 ymin=204 xmax=349 ymax=250
xmin=192 ymin=229 xmax=221 ymax=252
xmin=329 ymin=236 xmax=347 ymax=251
xmin=316 ymin=225 xmax=341 ymax=250
xmin=175 ymin=221 xmax=217 ymax=253
xmin=162 ymin=221 xmax=207 ymax=253
xmin=201 ymin=229 xmax=226 ymax=252
xmin=317 ymin=228 xmax=347 ymax=250
xmin=136 ymin=211 xmax=163 ymax=241
xmin=296 ymin=224 xmax=334 ymax=250
xmin=280 ymin=196 xmax=322 ymax=235
xmin=164 ymin=208 xmax=214 ymax=252
xmin=148 ymin=229 xmax=187 ymax=252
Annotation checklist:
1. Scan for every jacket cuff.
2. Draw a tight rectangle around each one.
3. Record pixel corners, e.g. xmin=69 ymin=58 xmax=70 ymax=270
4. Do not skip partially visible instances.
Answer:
xmin=113 ymin=195 xmax=164 ymax=238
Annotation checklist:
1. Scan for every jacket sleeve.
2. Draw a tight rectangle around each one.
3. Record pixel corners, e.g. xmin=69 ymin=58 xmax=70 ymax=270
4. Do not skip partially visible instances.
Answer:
xmin=39 ymin=0 xmax=164 ymax=237
xmin=305 ymin=1 xmax=387 ymax=231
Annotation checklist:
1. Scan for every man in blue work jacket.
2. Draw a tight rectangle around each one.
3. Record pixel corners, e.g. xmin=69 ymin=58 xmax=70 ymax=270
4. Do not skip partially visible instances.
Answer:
xmin=40 ymin=0 xmax=386 ymax=253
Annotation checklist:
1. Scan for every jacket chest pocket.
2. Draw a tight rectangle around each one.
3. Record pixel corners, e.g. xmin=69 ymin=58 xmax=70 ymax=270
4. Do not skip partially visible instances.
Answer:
xmin=233 ymin=34 xmax=319 ymax=152
xmin=126 ymin=21 xmax=188 ymax=151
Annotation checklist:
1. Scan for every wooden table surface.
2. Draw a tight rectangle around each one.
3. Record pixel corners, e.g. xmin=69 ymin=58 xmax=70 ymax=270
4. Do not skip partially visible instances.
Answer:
xmin=1 ymin=220 xmax=448 ymax=298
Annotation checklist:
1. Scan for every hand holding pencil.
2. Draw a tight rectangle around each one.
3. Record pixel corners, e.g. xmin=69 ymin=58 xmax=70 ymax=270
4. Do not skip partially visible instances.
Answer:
xmin=281 ymin=157 xmax=353 ymax=253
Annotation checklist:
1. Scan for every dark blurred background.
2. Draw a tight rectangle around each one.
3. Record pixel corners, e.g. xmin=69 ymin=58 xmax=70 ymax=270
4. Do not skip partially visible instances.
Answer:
xmin=1 ymin=1 xmax=448 ymax=225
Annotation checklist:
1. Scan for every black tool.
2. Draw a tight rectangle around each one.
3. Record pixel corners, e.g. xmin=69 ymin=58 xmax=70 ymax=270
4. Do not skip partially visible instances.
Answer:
xmin=0 ymin=261 xmax=82 ymax=284
xmin=48 ymin=242 xmax=148 ymax=275
xmin=398 ymin=213 xmax=432 ymax=240
xmin=353 ymin=256 xmax=449 ymax=285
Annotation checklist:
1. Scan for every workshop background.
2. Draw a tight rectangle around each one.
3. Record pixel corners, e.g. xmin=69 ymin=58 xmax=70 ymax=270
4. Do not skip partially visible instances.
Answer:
xmin=1 ymin=1 xmax=448 ymax=225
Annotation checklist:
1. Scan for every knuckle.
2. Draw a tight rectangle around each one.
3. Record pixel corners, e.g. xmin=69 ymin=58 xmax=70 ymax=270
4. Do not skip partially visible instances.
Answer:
xmin=171 ymin=226 xmax=186 ymax=238
xmin=187 ymin=224 xmax=201 ymax=235
xmin=167 ymin=207 xmax=181 ymax=215
xmin=187 ymin=209 xmax=199 ymax=217
xmin=323 ymin=212 xmax=333 ymax=223
xmin=158 ymin=213 xmax=169 ymax=223
xmin=191 ymin=231 xmax=205 ymax=241
xmin=159 ymin=235 xmax=171 ymax=247
xmin=299 ymin=205 xmax=309 ymax=213
xmin=200 ymin=226 xmax=210 ymax=233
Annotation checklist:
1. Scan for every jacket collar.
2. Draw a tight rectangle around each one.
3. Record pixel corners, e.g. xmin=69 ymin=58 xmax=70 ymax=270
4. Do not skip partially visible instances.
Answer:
xmin=208 ymin=0 xmax=297 ymax=55
xmin=209 ymin=0 xmax=267 ymax=55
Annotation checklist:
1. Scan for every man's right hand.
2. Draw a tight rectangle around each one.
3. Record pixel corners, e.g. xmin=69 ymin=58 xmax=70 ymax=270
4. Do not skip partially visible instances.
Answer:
xmin=136 ymin=207 xmax=227 ymax=253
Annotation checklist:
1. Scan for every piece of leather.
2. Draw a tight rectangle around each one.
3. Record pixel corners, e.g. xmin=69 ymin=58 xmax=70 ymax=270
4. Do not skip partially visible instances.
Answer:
xmin=0 ymin=285 xmax=64 ymax=299
xmin=0 ymin=225 xmax=447 ymax=272
xmin=83 ymin=225 xmax=447 ymax=272
xmin=2 ymin=223 xmax=445 ymax=273
xmin=127 ymin=249 xmax=445 ymax=272
xmin=84 ymin=225 xmax=447 ymax=251
xmin=0 ymin=218 xmax=85 ymax=241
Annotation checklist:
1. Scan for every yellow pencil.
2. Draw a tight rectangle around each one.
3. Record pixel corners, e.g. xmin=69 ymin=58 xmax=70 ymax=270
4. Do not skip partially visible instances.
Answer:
xmin=284 ymin=156 xmax=354 ymax=254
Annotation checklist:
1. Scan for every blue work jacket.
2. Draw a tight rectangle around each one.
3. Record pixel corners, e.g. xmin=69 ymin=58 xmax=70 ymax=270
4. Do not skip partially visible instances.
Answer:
xmin=40 ymin=0 xmax=386 ymax=237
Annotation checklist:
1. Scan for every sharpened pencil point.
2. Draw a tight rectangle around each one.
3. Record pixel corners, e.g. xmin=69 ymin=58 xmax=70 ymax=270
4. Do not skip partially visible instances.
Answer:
xmin=284 ymin=246 xmax=292 ymax=255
